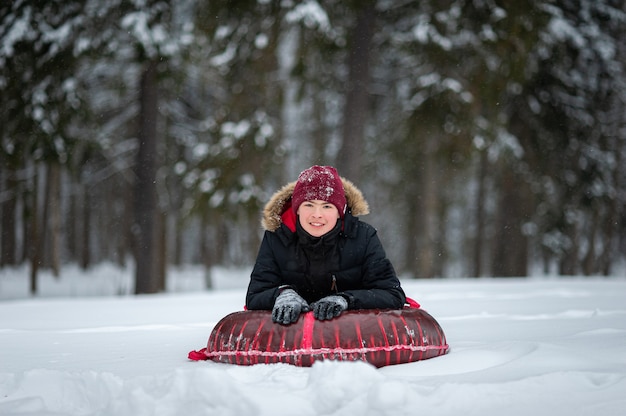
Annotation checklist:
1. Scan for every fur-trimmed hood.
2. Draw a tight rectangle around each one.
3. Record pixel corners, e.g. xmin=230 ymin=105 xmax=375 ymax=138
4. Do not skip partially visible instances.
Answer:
xmin=262 ymin=177 xmax=370 ymax=232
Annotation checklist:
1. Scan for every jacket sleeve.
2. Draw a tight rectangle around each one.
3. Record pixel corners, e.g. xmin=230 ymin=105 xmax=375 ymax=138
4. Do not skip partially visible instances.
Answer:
xmin=340 ymin=227 xmax=406 ymax=310
xmin=245 ymin=231 xmax=283 ymax=310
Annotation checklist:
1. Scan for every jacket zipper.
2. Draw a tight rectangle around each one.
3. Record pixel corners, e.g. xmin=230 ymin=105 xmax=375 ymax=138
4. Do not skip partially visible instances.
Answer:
xmin=331 ymin=274 xmax=338 ymax=293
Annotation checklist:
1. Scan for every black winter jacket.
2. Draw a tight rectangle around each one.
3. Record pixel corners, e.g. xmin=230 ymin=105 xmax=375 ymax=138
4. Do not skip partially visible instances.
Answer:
xmin=245 ymin=177 xmax=406 ymax=311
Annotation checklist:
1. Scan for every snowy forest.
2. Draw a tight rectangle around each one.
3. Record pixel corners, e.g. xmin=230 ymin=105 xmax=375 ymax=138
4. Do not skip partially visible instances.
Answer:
xmin=1 ymin=0 xmax=625 ymax=295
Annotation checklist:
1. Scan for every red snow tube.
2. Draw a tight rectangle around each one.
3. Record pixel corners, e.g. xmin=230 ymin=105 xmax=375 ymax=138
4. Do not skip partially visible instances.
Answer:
xmin=189 ymin=308 xmax=449 ymax=368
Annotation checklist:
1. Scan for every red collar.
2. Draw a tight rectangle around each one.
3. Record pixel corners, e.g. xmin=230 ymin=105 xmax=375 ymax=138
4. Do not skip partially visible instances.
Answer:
xmin=281 ymin=202 xmax=297 ymax=232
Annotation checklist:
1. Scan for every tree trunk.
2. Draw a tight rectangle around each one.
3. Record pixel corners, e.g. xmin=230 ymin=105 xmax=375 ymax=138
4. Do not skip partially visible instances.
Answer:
xmin=472 ymin=150 xmax=488 ymax=277
xmin=200 ymin=213 xmax=213 ymax=290
xmin=20 ymin=187 xmax=29 ymax=264
xmin=491 ymin=167 xmax=529 ymax=277
xmin=403 ymin=196 xmax=418 ymax=276
xmin=582 ymin=209 xmax=599 ymax=276
xmin=47 ymin=163 xmax=62 ymax=277
xmin=134 ymin=59 xmax=161 ymax=294
xmin=415 ymin=135 xmax=439 ymax=278
xmin=157 ymin=210 xmax=167 ymax=291
xmin=29 ymin=165 xmax=41 ymax=295
xmin=336 ymin=1 xmax=375 ymax=181
xmin=40 ymin=165 xmax=51 ymax=269
xmin=1 ymin=167 xmax=18 ymax=266
xmin=81 ymin=183 xmax=91 ymax=270
xmin=559 ymin=231 xmax=579 ymax=276
xmin=66 ymin=183 xmax=77 ymax=264
xmin=311 ymin=94 xmax=327 ymax=164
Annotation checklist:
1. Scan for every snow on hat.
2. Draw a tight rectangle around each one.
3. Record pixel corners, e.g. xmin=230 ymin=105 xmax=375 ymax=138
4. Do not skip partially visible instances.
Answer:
xmin=292 ymin=165 xmax=347 ymax=218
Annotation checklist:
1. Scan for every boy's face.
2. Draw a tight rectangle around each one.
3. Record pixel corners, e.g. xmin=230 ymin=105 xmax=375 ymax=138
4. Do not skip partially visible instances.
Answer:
xmin=297 ymin=200 xmax=340 ymax=237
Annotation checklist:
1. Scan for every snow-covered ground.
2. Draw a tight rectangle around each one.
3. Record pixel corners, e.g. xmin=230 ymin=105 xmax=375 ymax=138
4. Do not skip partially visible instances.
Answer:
xmin=1 ymin=264 xmax=625 ymax=416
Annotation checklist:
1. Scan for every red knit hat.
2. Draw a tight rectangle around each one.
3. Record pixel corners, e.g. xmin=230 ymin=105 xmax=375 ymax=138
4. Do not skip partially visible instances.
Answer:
xmin=292 ymin=165 xmax=347 ymax=218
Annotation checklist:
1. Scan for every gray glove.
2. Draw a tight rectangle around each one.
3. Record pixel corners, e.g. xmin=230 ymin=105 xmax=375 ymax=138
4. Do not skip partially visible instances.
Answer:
xmin=311 ymin=295 xmax=348 ymax=321
xmin=272 ymin=288 xmax=310 ymax=325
